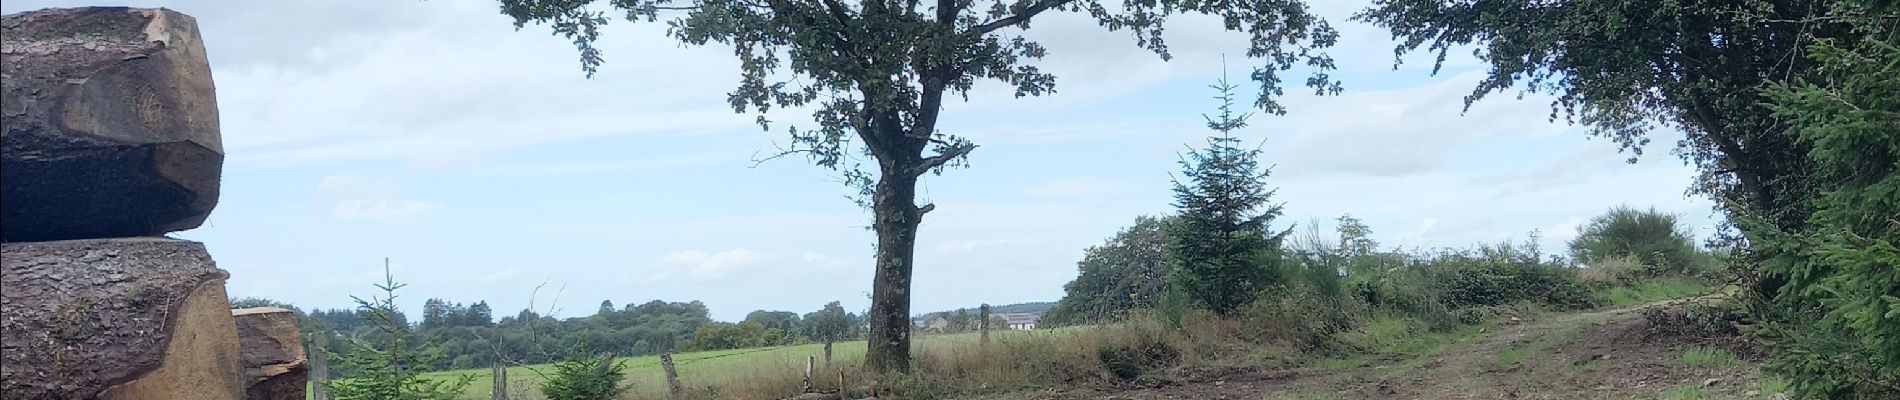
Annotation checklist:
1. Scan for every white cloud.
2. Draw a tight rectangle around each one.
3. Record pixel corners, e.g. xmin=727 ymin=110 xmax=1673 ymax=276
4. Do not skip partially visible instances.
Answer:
xmin=315 ymin=176 xmax=437 ymax=219
xmin=663 ymin=248 xmax=766 ymax=280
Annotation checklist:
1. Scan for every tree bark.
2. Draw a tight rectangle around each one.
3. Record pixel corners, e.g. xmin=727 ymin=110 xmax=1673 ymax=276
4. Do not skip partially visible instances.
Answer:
xmin=232 ymin=307 xmax=307 ymax=400
xmin=864 ymin=169 xmax=922 ymax=374
xmin=661 ymin=353 xmax=683 ymax=400
xmin=1 ymin=238 xmax=242 ymax=400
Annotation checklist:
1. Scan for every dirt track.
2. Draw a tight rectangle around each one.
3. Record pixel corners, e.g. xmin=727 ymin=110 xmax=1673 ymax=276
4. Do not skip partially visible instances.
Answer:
xmin=996 ymin=298 xmax=1773 ymax=400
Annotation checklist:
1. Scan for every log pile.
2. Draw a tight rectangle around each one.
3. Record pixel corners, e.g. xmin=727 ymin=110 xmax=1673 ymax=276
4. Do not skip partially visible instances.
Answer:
xmin=1 ymin=7 xmax=298 ymax=400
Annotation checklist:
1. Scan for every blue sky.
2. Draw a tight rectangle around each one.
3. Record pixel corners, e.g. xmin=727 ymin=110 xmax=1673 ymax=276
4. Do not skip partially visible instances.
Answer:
xmin=5 ymin=0 xmax=1719 ymax=321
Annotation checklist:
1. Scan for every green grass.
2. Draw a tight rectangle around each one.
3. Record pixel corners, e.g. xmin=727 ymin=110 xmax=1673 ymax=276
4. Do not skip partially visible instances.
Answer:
xmin=1678 ymin=346 xmax=1738 ymax=367
xmin=1661 ymin=384 xmax=1704 ymax=400
xmin=1496 ymin=348 xmax=1524 ymax=366
xmin=1596 ymin=278 xmax=1711 ymax=307
xmin=1759 ymin=377 xmax=1791 ymax=398
xmin=1310 ymin=313 xmax=1494 ymax=372
xmin=395 ymin=329 xmax=1067 ymax=400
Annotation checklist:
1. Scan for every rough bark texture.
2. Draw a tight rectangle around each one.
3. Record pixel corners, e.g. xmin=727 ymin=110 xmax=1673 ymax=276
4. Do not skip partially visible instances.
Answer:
xmin=0 ymin=7 xmax=222 ymax=242
xmin=308 ymin=333 xmax=332 ymax=400
xmin=232 ymin=307 xmax=307 ymax=400
xmin=865 ymin=171 xmax=921 ymax=373
xmin=1 ymin=237 xmax=242 ymax=400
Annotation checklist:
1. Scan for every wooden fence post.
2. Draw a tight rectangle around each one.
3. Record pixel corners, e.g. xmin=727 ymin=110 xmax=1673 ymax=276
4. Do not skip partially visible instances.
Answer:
xmin=802 ymin=355 xmax=815 ymax=393
xmin=979 ymin=303 xmax=992 ymax=349
xmin=661 ymin=353 xmax=684 ymax=400
xmin=491 ymin=361 xmax=509 ymax=400
xmin=308 ymin=332 xmax=332 ymax=400
xmin=822 ymin=340 xmax=834 ymax=370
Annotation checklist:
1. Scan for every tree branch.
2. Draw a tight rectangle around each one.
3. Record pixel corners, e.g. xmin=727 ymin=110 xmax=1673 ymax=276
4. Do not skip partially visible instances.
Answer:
xmin=971 ymin=0 xmax=1072 ymax=35
xmin=910 ymin=143 xmax=977 ymax=176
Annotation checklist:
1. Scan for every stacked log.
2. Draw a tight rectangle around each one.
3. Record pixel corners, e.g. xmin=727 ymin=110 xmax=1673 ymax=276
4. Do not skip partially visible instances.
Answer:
xmin=0 ymin=7 xmax=288 ymax=400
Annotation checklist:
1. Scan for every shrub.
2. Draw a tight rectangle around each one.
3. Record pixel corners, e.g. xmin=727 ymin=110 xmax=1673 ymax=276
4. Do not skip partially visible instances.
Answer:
xmin=1568 ymin=206 xmax=1702 ymax=276
xmin=1576 ymin=255 xmax=1645 ymax=288
xmin=1239 ymin=286 xmax=1358 ymax=352
xmin=540 ymin=352 xmax=629 ymax=400
xmin=1096 ymin=337 xmax=1180 ymax=381
xmin=1422 ymin=245 xmax=1596 ymax=310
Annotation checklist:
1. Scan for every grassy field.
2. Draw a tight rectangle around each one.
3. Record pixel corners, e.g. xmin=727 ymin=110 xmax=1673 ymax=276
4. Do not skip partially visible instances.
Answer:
xmin=412 ymin=329 xmax=1070 ymax=400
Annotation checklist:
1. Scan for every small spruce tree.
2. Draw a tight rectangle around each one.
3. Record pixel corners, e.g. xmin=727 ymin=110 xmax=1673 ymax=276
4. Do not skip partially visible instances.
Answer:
xmin=540 ymin=350 xmax=629 ymax=400
xmin=1168 ymin=73 xmax=1292 ymax=316
xmin=329 ymin=260 xmax=474 ymax=400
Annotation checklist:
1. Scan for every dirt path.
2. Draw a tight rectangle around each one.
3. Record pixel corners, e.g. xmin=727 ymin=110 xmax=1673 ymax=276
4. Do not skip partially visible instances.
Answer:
xmin=1005 ymin=298 xmax=1774 ymax=400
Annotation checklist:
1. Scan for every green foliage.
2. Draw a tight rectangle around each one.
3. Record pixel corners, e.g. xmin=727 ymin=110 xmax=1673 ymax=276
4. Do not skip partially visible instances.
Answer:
xmin=801 ymin=301 xmax=858 ymax=343
xmin=1662 ymin=384 xmax=1705 ymax=400
xmin=1168 ymin=76 xmax=1291 ymax=317
xmin=500 ymin=0 xmax=1340 ymax=374
xmin=540 ymin=352 xmax=630 ymax=400
xmin=1680 ymin=346 xmax=1740 ymax=367
xmin=1747 ymin=9 xmax=1900 ymax=398
xmin=1425 ymin=244 xmax=1597 ymax=310
xmin=1095 ymin=331 xmax=1180 ymax=381
xmin=328 ymin=264 xmax=475 ymax=400
xmin=1044 ymin=216 xmax=1173 ymax=326
xmin=1568 ymin=206 xmax=1706 ymax=276
xmin=1356 ymin=0 xmax=1869 ymax=232
xmin=683 ymin=321 xmax=790 ymax=351
xmin=1594 ymin=278 xmax=1711 ymax=307
xmin=743 ymin=310 xmax=802 ymax=335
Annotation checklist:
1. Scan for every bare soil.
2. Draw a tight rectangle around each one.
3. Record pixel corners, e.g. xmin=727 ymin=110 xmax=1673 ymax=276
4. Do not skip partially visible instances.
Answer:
xmin=982 ymin=298 xmax=1775 ymax=400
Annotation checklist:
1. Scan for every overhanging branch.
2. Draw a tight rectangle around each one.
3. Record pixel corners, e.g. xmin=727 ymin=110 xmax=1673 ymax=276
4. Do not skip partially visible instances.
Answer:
xmin=910 ymin=143 xmax=977 ymax=176
xmin=971 ymin=0 xmax=1072 ymax=35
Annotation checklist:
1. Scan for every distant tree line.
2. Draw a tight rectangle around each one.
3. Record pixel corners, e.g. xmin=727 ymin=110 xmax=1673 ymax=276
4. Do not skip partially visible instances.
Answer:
xmin=232 ymin=296 xmax=865 ymax=375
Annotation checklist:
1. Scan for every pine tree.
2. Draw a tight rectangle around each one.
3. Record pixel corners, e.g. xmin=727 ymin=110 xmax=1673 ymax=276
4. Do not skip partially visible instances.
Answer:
xmin=1168 ymin=73 xmax=1292 ymax=317
xmin=329 ymin=260 xmax=474 ymax=400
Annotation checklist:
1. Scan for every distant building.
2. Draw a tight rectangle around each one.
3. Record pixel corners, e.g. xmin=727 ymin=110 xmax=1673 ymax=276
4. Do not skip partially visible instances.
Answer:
xmin=995 ymin=312 xmax=1040 ymax=330
xmin=923 ymin=316 xmax=952 ymax=333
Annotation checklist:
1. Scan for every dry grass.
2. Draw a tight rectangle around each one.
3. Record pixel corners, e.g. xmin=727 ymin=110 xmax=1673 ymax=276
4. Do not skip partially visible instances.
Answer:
xmin=670 ymin=311 xmax=1306 ymax=400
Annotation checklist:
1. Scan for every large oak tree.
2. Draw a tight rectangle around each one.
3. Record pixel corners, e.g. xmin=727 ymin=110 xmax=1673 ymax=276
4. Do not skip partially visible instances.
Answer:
xmin=499 ymin=0 xmax=1338 ymax=372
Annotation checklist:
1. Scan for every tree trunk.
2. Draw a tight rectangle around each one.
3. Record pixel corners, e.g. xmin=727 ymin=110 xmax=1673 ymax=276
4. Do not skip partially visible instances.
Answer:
xmin=865 ymin=170 xmax=922 ymax=374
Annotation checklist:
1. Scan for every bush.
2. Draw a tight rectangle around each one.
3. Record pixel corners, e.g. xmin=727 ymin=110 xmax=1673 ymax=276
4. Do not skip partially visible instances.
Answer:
xmin=1238 ymin=286 xmax=1357 ymax=352
xmin=1096 ymin=337 xmax=1180 ymax=381
xmin=540 ymin=352 xmax=629 ymax=400
xmin=1576 ymin=255 xmax=1645 ymax=288
xmin=1420 ymin=245 xmax=1596 ymax=310
xmin=1568 ymin=206 xmax=1703 ymax=276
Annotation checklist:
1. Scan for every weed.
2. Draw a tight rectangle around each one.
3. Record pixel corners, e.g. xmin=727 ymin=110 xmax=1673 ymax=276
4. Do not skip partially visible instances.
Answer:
xmin=1680 ymin=347 xmax=1739 ymax=367
xmin=1595 ymin=278 xmax=1710 ymax=307
xmin=1662 ymin=384 xmax=1704 ymax=400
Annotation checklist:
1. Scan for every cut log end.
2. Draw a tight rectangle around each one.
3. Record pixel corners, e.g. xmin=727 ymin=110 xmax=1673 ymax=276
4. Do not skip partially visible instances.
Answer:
xmin=1 ymin=238 xmax=242 ymax=400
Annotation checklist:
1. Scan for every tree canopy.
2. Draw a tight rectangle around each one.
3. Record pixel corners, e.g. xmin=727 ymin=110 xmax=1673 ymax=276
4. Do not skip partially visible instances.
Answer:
xmin=1043 ymin=215 xmax=1173 ymax=326
xmin=500 ymin=0 xmax=1341 ymax=372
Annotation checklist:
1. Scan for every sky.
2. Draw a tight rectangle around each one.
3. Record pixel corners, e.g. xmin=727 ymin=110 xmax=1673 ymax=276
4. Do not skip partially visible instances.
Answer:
xmin=3 ymin=0 xmax=1721 ymax=321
